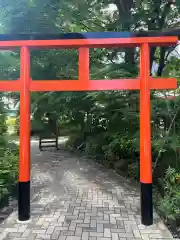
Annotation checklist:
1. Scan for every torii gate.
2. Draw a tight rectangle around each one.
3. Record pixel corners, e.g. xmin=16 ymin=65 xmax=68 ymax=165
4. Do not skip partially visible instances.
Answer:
xmin=0 ymin=32 xmax=177 ymax=226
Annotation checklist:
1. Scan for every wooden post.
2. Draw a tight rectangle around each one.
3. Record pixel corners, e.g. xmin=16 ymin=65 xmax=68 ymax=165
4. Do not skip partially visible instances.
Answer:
xmin=140 ymin=43 xmax=153 ymax=225
xmin=19 ymin=46 xmax=31 ymax=221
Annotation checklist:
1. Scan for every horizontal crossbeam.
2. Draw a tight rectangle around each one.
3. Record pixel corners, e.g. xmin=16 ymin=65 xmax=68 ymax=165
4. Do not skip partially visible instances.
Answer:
xmin=0 ymin=81 xmax=20 ymax=91
xmin=0 ymin=78 xmax=177 ymax=92
xmin=0 ymin=36 xmax=177 ymax=49
xmin=30 ymin=78 xmax=177 ymax=91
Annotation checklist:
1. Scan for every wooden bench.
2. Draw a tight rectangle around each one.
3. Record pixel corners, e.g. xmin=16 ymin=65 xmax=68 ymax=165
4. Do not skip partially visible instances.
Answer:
xmin=39 ymin=135 xmax=59 ymax=151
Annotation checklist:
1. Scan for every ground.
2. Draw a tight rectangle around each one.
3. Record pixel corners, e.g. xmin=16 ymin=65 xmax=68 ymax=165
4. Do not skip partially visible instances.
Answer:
xmin=0 ymin=139 xmax=176 ymax=240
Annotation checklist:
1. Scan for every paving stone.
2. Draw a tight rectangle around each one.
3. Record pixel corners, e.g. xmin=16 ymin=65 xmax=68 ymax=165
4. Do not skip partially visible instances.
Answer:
xmin=91 ymin=220 xmax=97 ymax=228
xmin=36 ymin=234 xmax=51 ymax=239
xmin=27 ymin=234 xmax=36 ymax=240
xmin=98 ymin=238 xmax=111 ymax=240
xmin=112 ymin=232 xmax=118 ymax=240
xmin=56 ymin=227 xmax=69 ymax=231
xmin=7 ymin=232 xmax=22 ymax=237
xmin=76 ymin=224 xmax=89 ymax=228
xmin=84 ymin=217 xmax=90 ymax=224
xmin=22 ymin=229 xmax=31 ymax=237
xmin=90 ymin=232 xmax=104 ymax=237
xmin=69 ymin=222 xmax=76 ymax=231
xmin=32 ymin=229 xmax=46 ymax=234
xmin=104 ymin=228 xmax=111 ymax=238
xmin=66 ymin=237 xmax=81 ymax=240
xmin=62 ymin=230 xmax=75 ymax=236
xmin=89 ymin=237 xmax=96 ymax=240
xmin=111 ymin=229 xmax=125 ymax=233
xmin=75 ymin=227 xmax=82 ymax=237
xmin=58 ymin=237 xmax=67 ymax=240
xmin=133 ymin=230 xmax=141 ymax=238
xmin=5 ymin=228 xmax=18 ymax=233
xmin=51 ymin=230 xmax=61 ymax=239
xmin=18 ymin=225 xmax=27 ymax=233
xmin=97 ymin=224 xmax=104 ymax=233
xmin=82 ymin=232 xmax=89 ymax=240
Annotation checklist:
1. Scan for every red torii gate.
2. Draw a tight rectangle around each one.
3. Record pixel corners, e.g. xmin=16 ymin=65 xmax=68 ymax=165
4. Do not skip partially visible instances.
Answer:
xmin=0 ymin=33 xmax=178 ymax=226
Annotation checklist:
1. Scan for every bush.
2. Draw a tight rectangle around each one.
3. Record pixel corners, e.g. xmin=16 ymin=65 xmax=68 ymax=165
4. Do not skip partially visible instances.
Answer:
xmin=127 ymin=162 xmax=139 ymax=181
xmin=6 ymin=116 xmax=17 ymax=136
xmin=157 ymin=167 xmax=180 ymax=224
xmin=0 ymin=138 xmax=18 ymax=203
xmin=65 ymin=133 xmax=84 ymax=150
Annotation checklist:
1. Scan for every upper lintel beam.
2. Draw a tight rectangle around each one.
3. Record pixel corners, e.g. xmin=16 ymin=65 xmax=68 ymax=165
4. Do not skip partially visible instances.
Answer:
xmin=0 ymin=37 xmax=177 ymax=50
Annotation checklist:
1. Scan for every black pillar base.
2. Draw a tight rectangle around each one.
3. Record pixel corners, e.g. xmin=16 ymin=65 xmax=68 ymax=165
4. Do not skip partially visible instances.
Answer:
xmin=18 ymin=181 xmax=30 ymax=221
xmin=141 ymin=182 xmax=153 ymax=226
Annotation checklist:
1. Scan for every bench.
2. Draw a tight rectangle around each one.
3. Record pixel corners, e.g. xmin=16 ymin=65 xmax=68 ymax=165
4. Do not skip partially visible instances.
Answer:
xmin=39 ymin=133 xmax=59 ymax=151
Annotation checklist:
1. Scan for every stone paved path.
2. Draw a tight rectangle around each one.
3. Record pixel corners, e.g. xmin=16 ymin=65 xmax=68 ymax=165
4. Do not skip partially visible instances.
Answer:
xmin=0 ymin=140 xmax=176 ymax=239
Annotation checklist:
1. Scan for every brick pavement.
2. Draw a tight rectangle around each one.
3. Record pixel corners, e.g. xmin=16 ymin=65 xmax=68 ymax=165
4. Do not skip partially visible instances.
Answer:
xmin=0 ymin=140 xmax=177 ymax=239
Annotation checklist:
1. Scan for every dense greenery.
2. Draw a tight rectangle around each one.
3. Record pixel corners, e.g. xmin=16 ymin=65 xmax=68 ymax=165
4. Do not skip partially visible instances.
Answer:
xmin=0 ymin=98 xmax=18 ymax=204
xmin=0 ymin=0 xmax=180 ymax=234
xmin=157 ymin=167 xmax=180 ymax=224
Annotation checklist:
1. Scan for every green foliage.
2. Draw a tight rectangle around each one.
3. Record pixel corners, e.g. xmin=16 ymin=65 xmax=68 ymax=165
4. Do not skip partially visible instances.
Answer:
xmin=127 ymin=162 xmax=139 ymax=181
xmin=157 ymin=167 xmax=180 ymax=223
xmin=6 ymin=116 xmax=17 ymax=135
xmin=66 ymin=133 xmax=84 ymax=150
xmin=0 ymin=126 xmax=18 ymax=201
xmin=0 ymin=146 xmax=18 ymax=199
xmin=0 ymin=89 xmax=19 ymax=204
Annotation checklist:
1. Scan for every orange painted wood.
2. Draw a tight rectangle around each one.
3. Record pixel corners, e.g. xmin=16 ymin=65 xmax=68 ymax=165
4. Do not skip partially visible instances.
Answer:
xmin=149 ymin=78 xmax=177 ymax=89
xmin=0 ymin=36 xmax=177 ymax=49
xmin=79 ymin=48 xmax=89 ymax=86
xmin=140 ymin=43 xmax=152 ymax=184
xmin=0 ymin=80 xmax=20 ymax=91
xmin=19 ymin=47 xmax=31 ymax=182
xmin=27 ymin=78 xmax=177 ymax=91
xmin=0 ymin=78 xmax=176 ymax=91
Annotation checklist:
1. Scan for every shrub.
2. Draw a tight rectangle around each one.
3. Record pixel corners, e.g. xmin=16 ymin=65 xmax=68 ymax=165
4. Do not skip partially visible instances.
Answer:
xmin=127 ymin=162 xmax=139 ymax=181
xmin=157 ymin=167 xmax=180 ymax=224
xmin=6 ymin=116 xmax=17 ymax=136
xmin=0 ymin=139 xmax=18 ymax=202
